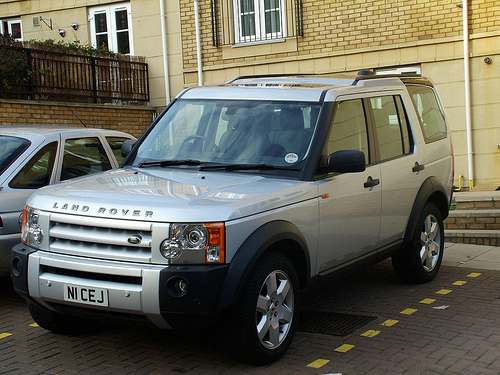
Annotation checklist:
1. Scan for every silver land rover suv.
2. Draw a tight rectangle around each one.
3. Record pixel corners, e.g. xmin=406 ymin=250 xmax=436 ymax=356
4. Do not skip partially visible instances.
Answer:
xmin=12 ymin=72 xmax=453 ymax=365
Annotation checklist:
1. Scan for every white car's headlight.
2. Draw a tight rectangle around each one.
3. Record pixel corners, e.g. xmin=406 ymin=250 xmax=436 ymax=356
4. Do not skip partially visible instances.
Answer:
xmin=21 ymin=206 xmax=44 ymax=248
xmin=160 ymin=223 xmax=225 ymax=264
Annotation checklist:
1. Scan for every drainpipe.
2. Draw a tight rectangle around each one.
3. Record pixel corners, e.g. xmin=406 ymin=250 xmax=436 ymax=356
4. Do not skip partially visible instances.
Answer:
xmin=160 ymin=0 xmax=171 ymax=104
xmin=194 ymin=0 xmax=203 ymax=85
xmin=461 ymin=2 xmax=474 ymax=190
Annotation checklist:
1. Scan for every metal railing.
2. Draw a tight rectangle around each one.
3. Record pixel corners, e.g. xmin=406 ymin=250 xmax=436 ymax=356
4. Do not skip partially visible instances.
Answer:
xmin=0 ymin=45 xmax=149 ymax=105
xmin=211 ymin=0 xmax=303 ymax=46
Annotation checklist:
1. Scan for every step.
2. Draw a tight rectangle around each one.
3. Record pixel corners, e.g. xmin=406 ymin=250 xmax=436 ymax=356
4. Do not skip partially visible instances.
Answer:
xmin=444 ymin=209 xmax=500 ymax=231
xmin=445 ymin=229 xmax=500 ymax=247
xmin=452 ymin=191 xmax=500 ymax=210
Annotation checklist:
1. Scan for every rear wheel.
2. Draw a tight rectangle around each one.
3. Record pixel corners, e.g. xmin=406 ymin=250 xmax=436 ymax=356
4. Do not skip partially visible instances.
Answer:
xmin=226 ymin=252 xmax=299 ymax=365
xmin=28 ymin=302 xmax=99 ymax=335
xmin=392 ymin=202 xmax=444 ymax=283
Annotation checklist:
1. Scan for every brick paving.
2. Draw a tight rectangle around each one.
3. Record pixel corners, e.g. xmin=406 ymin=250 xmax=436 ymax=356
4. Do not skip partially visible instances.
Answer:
xmin=1 ymin=259 xmax=499 ymax=374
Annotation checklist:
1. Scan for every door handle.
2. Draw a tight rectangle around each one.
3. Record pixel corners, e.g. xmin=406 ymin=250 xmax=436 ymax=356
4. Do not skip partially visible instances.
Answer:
xmin=412 ymin=162 xmax=425 ymax=173
xmin=364 ymin=176 xmax=380 ymax=189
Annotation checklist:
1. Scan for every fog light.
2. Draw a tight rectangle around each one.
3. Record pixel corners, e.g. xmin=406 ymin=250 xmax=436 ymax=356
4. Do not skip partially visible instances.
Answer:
xmin=12 ymin=256 xmax=22 ymax=277
xmin=167 ymin=277 xmax=189 ymax=297
xmin=174 ymin=279 xmax=188 ymax=294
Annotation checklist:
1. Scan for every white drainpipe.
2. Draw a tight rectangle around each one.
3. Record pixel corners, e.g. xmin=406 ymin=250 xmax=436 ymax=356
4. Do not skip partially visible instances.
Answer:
xmin=160 ymin=0 xmax=171 ymax=105
xmin=462 ymin=2 xmax=474 ymax=190
xmin=194 ymin=0 xmax=203 ymax=86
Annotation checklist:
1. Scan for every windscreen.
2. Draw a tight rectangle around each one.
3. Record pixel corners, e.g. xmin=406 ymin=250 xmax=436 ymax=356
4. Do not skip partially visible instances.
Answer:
xmin=134 ymin=100 xmax=321 ymax=171
xmin=0 ymin=136 xmax=30 ymax=176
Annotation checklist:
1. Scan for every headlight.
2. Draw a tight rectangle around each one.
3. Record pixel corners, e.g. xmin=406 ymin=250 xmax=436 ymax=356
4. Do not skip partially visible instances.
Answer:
xmin=21 ymin=206 xmax=44 ymax=248
xmin=160 ymin=223 xmax=225 ymax=264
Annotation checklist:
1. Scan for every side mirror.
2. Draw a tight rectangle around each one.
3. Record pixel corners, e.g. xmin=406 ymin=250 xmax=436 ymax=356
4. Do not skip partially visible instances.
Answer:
xmin=321 ymin=150 xmax=366 ymax=174
xmin=121 ymin=139 xmax=137 ymax=158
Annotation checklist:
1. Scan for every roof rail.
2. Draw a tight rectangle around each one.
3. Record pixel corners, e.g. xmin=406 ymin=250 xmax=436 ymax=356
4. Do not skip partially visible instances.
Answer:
xmin=352 ymin=70 xmax=422 ymax=86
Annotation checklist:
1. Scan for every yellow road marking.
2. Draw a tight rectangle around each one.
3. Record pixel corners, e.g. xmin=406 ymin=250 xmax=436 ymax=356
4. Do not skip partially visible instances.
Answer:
xmin=381 ymin=319 xmax=398 ymax=327
xmin=452 ymin=281 xmax=467 ymax=286
xmin=436 ymin=289 xmax=452 ymax=295
xmin=307 ymin=359 xmax=330 ymax=368
xmin=420 ymin=298 xmax=436 ymax=304
xmin=0 ymin=333 xmax=13 ymax=339
xmin=335 ymin=344 xmax=355 ymax=353
xmin=29 ymin=323 xmax=39 ymax=327
xmin=361 ymin=329 xmax=380 ymax=337
xmin=400 ymin=308 xmax=418 ymax=315
xmin=467 ymin=272 xmax=481 ymax=278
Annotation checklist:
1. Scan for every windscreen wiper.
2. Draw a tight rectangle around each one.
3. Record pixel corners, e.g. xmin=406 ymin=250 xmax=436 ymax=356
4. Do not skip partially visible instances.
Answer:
xmin=138 ymin=159 xmax=202 ymax=168
xmin=197 ymin=163 xmax=300 ymax=171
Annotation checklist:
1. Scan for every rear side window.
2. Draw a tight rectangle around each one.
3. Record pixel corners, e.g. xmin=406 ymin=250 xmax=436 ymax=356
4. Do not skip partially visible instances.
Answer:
xmin=369 ymin=95 xmax=412 ymax=161
xmin=406 ymin=85 xmax=447 ymax=143
xmin=9 ymin=142 xmax=58 ymax=189
xmin=61 ymin=137 xmax=112 ymax=181
xmin=0 ymin=136 xmax=30 ymax=176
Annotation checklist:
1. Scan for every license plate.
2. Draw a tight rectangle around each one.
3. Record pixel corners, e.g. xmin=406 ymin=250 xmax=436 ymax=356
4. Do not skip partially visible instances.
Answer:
xmin=64 ymin=284 xmax=109 ymax=307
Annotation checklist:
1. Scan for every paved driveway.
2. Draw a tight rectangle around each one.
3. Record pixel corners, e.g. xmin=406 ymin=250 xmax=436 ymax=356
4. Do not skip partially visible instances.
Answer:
xmin=1 ymin=258 xmax=499 ymax=374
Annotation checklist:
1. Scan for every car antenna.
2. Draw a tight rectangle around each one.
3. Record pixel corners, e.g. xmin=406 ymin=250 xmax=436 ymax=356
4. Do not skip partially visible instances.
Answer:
xmin=64 ymin=101 xmax=87 ymax=127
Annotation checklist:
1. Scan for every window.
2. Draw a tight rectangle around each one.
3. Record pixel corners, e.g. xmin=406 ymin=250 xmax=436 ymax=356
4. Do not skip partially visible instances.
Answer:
xmin=214 ymin=0 xmax=302 ymax=46
xmin=60 ymin=138 xmax=112 ymax=181
xmin=1 ymin=18 xmax=23 ymax=41
xmin=105 ymin=136 xmax=132 ymax=165
xmin=406 ymin=85 xmax=447 ymax=143
xmin=10 ymin=142 xmax=58 ymax=189
xmin=326 ymin=99 xmax=370 ymax=164
xmin=233 ymin=0 xmax=285 ymax=43
xmin=89 ymin=3 xmax=134 ymax=54
xmin=369 ymin=96 xmax=411 ymax=161
xmin=0 ymin=136 xmax=30 ymax=176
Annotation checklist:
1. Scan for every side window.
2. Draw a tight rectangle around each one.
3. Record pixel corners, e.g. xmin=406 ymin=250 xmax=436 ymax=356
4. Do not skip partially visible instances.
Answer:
xmin=105 ymin=137 xmax=130 ymax=165
xmin=326 ymin=99 xmax=369 ymax=164
xmin=61 ymin=138 xmax=112 ymax=181
xmin=369 ymin=95 xmax=412 ymax=161
xmin=406 ymin=85 xmax=447 ymax=143
xmin=9 ymin=142 xmax=58 ymax=189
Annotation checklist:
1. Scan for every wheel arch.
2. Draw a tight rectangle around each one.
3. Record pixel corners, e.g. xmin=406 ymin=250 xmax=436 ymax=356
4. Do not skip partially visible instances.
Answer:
xmin=215 ymin=220 xmax=310 ymax=312
xmin=403 ymin=176 xmax=450 ymax=246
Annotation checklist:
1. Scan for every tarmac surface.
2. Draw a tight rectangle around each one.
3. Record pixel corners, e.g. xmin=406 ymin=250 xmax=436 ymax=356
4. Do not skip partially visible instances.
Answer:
xmin=1 ymin=242 xmax=499 ymax=374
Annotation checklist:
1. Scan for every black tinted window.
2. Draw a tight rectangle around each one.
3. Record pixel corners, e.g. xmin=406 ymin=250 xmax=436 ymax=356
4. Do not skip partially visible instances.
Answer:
xmin=0 ymin=136 xmax=30 ymax=176
xmin=10 ymin=142 xmax=57 ymax=189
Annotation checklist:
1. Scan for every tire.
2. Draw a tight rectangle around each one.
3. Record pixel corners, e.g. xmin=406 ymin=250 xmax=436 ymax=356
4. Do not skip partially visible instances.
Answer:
xmin=28 ymin=302 xmax=99 ymax=335
xmin=392 ymin=202 xmax=444 ymax=283
xmin=226 ymin=252 xmax=299 ymax=365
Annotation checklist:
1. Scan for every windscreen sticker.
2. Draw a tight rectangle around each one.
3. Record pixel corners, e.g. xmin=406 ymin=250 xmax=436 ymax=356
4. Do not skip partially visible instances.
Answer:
xmin=285 ymin=153 xmax=298 ymax=164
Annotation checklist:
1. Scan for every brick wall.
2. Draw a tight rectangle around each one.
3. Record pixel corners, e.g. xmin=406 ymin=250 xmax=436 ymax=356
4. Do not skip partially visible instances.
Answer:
xmin=180 ymin=0 xmax=500 ymax=70
xmin=0 ymin=100 xmax=156 ymax=138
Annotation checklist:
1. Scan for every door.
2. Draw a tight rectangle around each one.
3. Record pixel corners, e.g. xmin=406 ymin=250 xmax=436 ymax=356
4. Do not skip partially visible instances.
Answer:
xmin=317 ymin=98 xmax=381 ymax=274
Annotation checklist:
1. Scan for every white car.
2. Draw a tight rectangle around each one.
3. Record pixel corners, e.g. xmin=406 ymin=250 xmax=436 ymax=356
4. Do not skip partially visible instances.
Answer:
xmin=0 ymin=126 xmax=135 ymax=276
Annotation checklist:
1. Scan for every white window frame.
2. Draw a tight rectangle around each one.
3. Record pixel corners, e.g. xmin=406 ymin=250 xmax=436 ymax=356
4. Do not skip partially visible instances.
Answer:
xmin=233 ymin=0 xmax=286 ymax=44
xmin=89 ymin=3 xmax=134 ymax=55
xmin=1 ymin=18 xmax=23 ymax=41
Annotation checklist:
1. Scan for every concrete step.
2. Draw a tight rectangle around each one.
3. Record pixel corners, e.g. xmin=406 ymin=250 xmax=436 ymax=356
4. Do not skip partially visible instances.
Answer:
xmin=444 ymin=191 xmax=500 ymax=246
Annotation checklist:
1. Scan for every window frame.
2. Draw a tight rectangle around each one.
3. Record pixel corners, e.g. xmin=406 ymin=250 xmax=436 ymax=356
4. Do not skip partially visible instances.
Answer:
xmin=1 ymin=18 xmax=23 ymax=41
xmin=89 ymin=3 xmax=134 ymax=55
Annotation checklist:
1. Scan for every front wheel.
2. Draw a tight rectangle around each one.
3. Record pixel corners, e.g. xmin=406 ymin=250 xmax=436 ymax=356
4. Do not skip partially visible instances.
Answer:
xmin=392 ymin=202 xmax=444 ymax=283
xmin=226 ymin=252 xmax=299 ymax=365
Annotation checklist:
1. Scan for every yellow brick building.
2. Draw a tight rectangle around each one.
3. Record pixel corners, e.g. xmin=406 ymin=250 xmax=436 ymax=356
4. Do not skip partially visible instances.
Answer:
xmin=1 ymin=0 xmax=499 ymax=188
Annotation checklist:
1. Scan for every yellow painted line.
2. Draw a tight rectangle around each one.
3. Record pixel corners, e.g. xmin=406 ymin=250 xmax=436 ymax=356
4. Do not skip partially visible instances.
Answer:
xmin=307 ymin=359 xmax=330 ymax=368
xmin=467 ymin=272 xmax=481 ymax=278
xmin=436 ymin=289 xmax=452 ymax=295
xmin=0 ymin=333 xmax=13 ymax=339
xmin=381 ymin=319 xmax=398 ymax=327
xmin=452 ymin=281 xmax=467 ymax=286
xmin=420 ymin=298 xmax=436 ymax=304
xmin=335 ymin=344 xmax=355 ymax=353
xmin=29 ymin=323 xmax=39 ymax=327
xmin=361 ymin=329 xmax=380 ymax=337
xmin=400 ymin=308 xmax=418 ymax=315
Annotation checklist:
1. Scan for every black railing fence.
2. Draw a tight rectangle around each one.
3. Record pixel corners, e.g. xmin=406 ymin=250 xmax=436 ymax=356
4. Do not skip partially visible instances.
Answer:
xmin=0 ymin=44 xmax=149 ymax=105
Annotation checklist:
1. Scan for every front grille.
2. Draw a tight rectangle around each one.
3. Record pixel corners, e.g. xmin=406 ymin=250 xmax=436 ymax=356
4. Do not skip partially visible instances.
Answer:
xmin=42 ymin=265 xmax=142 ymax=285
xmin=48 ymin=213 xmax=153 ymax=263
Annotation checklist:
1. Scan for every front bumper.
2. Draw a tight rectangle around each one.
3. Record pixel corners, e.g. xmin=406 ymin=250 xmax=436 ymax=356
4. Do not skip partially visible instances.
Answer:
xmin=11 ymin=243 xmax=228 ymax=329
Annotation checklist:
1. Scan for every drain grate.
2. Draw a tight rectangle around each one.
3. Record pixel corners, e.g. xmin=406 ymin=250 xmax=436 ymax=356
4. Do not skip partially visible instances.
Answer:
xmin=298 ymin=310 xmax=378 ymax=336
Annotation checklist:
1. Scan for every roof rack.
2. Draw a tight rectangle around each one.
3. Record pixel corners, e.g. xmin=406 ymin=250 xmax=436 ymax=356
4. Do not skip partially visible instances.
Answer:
xmin=352 ymin=70 xmax=422 ymax=86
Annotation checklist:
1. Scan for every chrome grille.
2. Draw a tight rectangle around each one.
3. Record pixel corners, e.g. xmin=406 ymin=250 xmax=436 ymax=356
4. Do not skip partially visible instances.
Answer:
xmin=49 ymin=213 xmax=153 ymax=263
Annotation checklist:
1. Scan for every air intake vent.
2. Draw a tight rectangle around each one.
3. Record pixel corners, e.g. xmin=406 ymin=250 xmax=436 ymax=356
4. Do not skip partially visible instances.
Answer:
xmin=33 ymin=17 xmax=40 ymax=27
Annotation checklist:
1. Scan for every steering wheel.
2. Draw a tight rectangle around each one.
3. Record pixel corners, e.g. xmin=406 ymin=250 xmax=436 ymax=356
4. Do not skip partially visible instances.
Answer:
xmin=183 ymin=135 xmax=220 ymax=152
